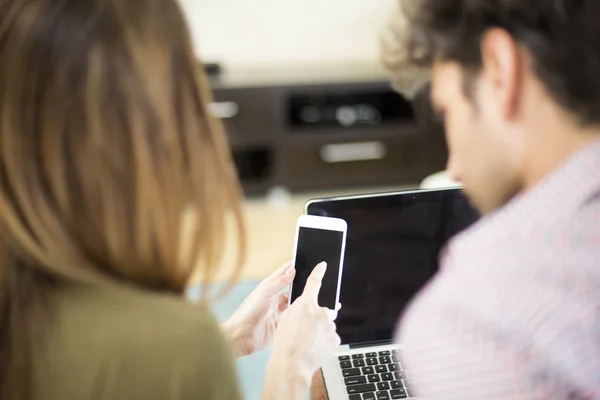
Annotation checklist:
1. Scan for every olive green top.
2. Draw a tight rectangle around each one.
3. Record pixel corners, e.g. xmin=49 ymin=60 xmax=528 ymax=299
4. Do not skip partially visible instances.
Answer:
xmin=33 ymin=283 xmax=241 ymax=400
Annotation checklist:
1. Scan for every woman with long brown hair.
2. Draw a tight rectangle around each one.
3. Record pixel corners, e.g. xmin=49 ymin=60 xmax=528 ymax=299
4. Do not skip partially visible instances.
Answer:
xmin=0 ymin=0 xmax=340 ymax=398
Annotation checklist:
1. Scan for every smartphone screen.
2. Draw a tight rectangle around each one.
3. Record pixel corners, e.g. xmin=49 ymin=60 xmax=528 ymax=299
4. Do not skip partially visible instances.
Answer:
xmin=291 ymin=227 xmax=344 ymax=309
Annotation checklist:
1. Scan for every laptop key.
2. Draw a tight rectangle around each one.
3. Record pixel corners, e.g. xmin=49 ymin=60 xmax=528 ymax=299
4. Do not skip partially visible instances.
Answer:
xmin=340 ymin=361 xmax=353 ymax=369
xmin=349 ymin=395 xmax=362 ymax=400
xmin=339 ymin=355 xmax=351 ymax=361
xmin=392 ymin=355 xmax=400 ymax=363
xmin=375 ymin=365 xmax=387 ymax=374
xmin=362 ymin=367 xmax=375 ymax=375
xmin=366 ymin=358 xmax=378 ymax=366
xmin=346 ymin=383 xmax=376 ymax=395
xmin=382 ymin=373 xmax=394 ymax=381
xmin=379 ymin=351 xmax=391 ymax=356
xmin=367 ymin=374 xmax=380 ymax=383
xmin=345 ymin=376 xmax=367 ymax=386
xmin=354 ymin=359 xmax=366 ymax=368
xmin=366 ymin=352 xmax=377 ymax=358
xmin=343 ymin=368 xmax=361 ymax=377
xmin=394 ymin=371 xmax=405 ymax=380
xmin=391 ymin=381 xmax=403 ymax=389
xmin=379 ymin=356 xmax=392 ymax=364
xmin=362 ymin=393 xmax=376 ymax=400
xmin=376 ymin=391 xmax=391 ymax=400
xmin=377 ymin=382 xmax=390 ymax=391
xmin=388 ymin=364 xmax=399 ymax=372
xmin=390 ymin=388 xmax=408 ymax=399
xmin=353 ymin=354 xmax=365 ymax=359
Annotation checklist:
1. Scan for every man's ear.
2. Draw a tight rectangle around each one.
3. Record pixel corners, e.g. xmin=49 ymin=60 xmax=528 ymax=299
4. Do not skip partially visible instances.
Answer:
xmin=480 ymin=28 xmax=523 ymax=120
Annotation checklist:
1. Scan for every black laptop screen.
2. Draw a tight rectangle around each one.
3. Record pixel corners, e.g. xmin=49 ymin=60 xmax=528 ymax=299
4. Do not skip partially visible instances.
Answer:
xmin=306 ymin=189 xmax=479 ymax=345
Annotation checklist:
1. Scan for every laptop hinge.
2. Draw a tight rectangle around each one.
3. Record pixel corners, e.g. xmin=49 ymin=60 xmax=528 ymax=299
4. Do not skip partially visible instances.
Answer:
xmin=349 ymin=339 xmax=394 ymax=349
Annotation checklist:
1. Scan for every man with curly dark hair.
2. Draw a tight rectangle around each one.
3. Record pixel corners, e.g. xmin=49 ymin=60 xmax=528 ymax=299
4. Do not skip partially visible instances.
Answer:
xmin=314 ymin=1 xmax=600 ymax=398
xmin=387 ymin=0 xmax=600 ymax=398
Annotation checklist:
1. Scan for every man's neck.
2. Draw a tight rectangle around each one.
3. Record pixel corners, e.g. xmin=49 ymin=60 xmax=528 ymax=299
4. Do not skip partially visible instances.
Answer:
xmin=522 ymin=126 xmax=600 ymax=191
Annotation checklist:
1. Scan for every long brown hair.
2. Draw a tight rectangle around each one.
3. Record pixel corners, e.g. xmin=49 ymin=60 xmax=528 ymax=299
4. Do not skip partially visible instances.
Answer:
xmin=0 ymin=0 xmax=245 ymax=397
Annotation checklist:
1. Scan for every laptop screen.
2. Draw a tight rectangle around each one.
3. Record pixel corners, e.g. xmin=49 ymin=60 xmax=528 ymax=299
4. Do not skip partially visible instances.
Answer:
xmin=306 ymin=188 xmax=479 ymax=345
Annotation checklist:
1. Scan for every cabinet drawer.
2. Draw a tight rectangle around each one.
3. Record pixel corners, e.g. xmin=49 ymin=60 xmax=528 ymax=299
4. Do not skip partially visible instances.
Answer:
xmin=280 ymin=137 xmax=422 ymax=189
xmin=211 ymin=89 xmax=280 ymax=142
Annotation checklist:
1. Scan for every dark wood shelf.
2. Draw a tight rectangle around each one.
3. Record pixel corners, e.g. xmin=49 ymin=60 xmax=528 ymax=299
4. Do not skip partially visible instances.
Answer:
xmin=210 ymin=68 xmax=447 ymax=196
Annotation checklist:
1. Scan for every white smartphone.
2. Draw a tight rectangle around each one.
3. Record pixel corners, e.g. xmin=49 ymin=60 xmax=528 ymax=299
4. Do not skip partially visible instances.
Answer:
xmin=289 ymin=215 xmax=348 ymax=310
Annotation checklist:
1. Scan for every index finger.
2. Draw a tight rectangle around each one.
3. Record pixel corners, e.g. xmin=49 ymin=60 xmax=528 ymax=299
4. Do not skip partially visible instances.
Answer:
xmin=302 ymin=262 xmax=327 ymax=302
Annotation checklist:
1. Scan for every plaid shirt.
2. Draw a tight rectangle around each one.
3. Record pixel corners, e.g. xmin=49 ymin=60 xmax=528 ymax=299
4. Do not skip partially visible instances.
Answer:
xmin=397 ymin=140 xmax=600 ymax=399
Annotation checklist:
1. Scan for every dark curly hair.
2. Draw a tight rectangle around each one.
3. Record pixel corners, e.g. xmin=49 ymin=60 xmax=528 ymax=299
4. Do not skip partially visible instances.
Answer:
xmin=387 ymin=0 xmax=600 ymax=126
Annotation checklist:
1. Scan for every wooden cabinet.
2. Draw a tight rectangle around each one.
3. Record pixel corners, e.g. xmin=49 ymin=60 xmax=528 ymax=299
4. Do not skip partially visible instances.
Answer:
xmin=212 ymin=88 xmax=282 ymax=145
xmin=209 ymin=69 xmax=447 ymax=196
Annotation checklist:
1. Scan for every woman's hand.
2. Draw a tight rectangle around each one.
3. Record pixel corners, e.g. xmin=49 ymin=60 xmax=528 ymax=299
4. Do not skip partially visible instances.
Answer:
xmin=222 ymin=262 xmax=295 ymax=357
xmin=263 ymin=262 xmax=341 ymax=400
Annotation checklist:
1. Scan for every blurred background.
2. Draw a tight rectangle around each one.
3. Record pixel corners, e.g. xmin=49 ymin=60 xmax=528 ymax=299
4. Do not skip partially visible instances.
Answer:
xmin=181 ymin=1 xmax=449 ymax=398
xmin=181 ymin=0 xmax=397 ymax=70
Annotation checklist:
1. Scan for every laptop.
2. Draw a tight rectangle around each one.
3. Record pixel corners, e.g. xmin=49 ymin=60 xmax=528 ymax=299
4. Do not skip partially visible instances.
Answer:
xmin=305 ymin=188 xmax=479 ymax=400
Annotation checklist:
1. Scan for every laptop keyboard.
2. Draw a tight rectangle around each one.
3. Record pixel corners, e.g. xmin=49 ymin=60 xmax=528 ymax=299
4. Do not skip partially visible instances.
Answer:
xmin=339 ymin=350 xmax=412 ymax=399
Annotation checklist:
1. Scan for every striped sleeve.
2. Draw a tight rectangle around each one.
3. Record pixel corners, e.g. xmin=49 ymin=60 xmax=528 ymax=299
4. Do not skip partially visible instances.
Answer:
xmin=396 ymin=241 xmax=600 ymax=399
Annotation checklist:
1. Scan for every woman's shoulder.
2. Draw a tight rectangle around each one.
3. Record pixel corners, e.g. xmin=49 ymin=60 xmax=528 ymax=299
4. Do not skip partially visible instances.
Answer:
xmin=52 ymin=282 xmax=217 ymax=340
xmin=34 ymin=283 xmax=240 ymax=399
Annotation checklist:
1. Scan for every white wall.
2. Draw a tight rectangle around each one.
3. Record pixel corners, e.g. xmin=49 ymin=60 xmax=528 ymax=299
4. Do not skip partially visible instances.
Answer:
xmin=179 ymin=0 xmax=396 ymax=70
